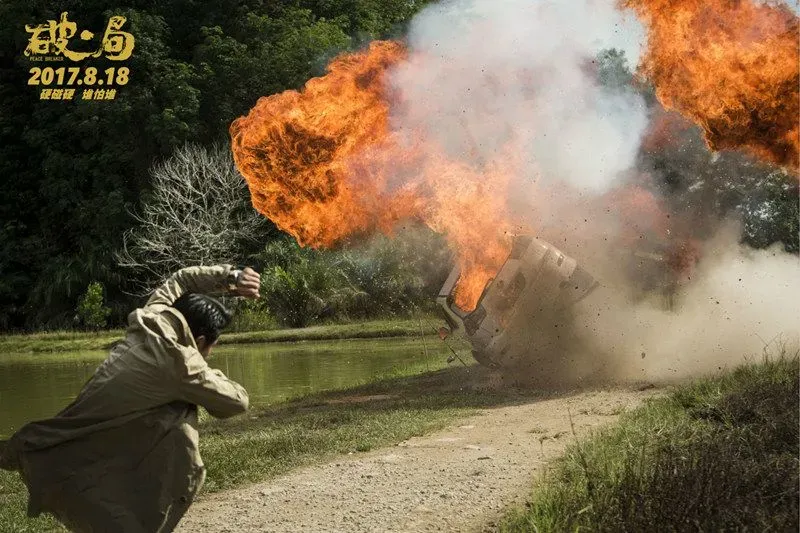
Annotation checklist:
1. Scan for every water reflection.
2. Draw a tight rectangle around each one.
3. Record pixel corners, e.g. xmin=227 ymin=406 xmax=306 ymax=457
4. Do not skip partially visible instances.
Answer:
xmin=0 ymin=337 xmax=450 ymax=438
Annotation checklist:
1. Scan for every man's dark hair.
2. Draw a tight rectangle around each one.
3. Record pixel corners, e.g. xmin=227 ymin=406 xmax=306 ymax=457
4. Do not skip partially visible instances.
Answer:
xmin=172 ymin=293 xmax=232 ymax=345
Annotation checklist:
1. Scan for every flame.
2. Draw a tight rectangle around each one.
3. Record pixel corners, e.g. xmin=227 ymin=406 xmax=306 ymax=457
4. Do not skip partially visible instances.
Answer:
xmin=230 ymin=41 xmax=411 ymax=247
xmin=622 ymin=0 xmax=799 ymax=170
xmin=231 ymin=41 xmax=514 ymax=311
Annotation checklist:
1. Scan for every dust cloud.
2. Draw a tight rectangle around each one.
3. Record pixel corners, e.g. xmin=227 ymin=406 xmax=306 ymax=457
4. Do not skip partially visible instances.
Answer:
xmin=389 ymin=0 xmax=799 ymax=383
xmin=574 ymin=227 xmax=800 ymax=383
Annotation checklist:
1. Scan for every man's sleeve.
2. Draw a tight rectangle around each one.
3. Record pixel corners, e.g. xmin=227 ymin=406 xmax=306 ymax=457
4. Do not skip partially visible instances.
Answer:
xmin=168 ymin=343 xmax=249 ymax=418
xmin=145 ymin=265 xmax=237 ymax=308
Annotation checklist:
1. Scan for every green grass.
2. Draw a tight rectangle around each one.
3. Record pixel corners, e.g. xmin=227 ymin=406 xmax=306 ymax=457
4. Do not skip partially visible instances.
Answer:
xmin=199 ymin=364 xmax=531 ymax=492
xmin=0 ymin=364 xmax=535 ymax=532
xmin=6 ymin=351 xmax=794 ymax=532
xmin=0 ymin=317 xmax=444 ymax=354
xmin=501 ymin=352 xmax=800 ymax=532
xmin=0 ymin=329 xmax=125 ymax=354
xmin=220 ymin=317 xmax=444 ymax=346
xmin=0 ymin=473 xmax=64 ymax=532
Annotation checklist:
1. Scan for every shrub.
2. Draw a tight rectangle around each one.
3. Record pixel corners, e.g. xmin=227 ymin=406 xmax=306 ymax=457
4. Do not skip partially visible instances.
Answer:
xmin=336 ymin=232 xmax=448 ymax=318
xmin=257 ymin=240 xmax=354 ymax=328
xmin=76 ymin=281 xmax=112 ymax=329
xmin=253 ymin=228 xmax=452 ymax=328
xmin=226 ymin=298 xmax=278 ymax=332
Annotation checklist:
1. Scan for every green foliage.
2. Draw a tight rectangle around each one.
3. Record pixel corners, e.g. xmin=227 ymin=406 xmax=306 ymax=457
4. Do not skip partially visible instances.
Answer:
xmin=501 ymin=353 xmax=800 ymax=532
xmin=226 ymin=298 xmax=278 ymax=333
xmin=0 ymin=8 xmax=795 ymax=330
xmin=640 ymin=125 xmax=799 ymax=252
xmin=258 ymin=239 xmax=354 ymax=328
xmin=76 ymin=281 xmax=111 ymax=330
xmin=253 ymin=229 xmax=450 ymax=328
xmin=595 ymin=48 xmax=634 ymax=90
xmin=0 ymin=0 xmax=431 ymax=329
xmin=739 ymin=171 xmax=799 ymax=253
xmin=336 ymin=231 xmax=450 ymax=318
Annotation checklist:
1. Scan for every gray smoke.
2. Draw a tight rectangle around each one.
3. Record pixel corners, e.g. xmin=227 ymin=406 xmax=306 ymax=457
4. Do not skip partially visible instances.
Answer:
xmin=386 ymin=0 xmax=799 ymax=381
xmin=391 ymin=0 xmax=647 ymax=193
xmin=576 ymin=226 xmax=800 ymax=381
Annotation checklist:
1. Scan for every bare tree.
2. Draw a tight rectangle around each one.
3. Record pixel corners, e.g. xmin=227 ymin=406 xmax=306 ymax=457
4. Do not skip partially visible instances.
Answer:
xmin=116 ymin=143 xmax=265 ymax=295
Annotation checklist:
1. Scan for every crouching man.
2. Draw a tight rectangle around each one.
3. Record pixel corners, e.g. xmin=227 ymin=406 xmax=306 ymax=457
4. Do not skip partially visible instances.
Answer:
xmin=0 ymin=264 xmax=260 ymax=532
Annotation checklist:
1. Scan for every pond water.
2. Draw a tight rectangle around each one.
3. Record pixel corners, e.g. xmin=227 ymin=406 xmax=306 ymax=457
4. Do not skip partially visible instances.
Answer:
xmin=0 ymin=337 xmax=452 ymax=438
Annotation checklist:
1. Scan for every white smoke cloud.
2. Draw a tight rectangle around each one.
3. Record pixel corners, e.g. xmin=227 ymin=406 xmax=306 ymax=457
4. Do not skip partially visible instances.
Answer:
xmin=385 ymin=0 xmax=799 ymax=381
xmin=390 ymin=0 xmax=648 ymax=193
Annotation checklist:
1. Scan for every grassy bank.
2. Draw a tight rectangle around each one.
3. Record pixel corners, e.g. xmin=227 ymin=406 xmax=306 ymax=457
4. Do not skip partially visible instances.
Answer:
xmin=0 ymin=317 xmax=444 ymax=354
xmin=0 ymin=364 xmax=535 ymax=533
xmin=199 ymin=364 xmax=522 ymax=492
xmin=501 ymin=353 xmax=799 ymax=532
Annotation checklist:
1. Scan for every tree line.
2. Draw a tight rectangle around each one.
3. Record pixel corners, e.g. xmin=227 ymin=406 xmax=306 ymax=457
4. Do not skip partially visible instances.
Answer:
xmin=0 ymin=0 xmax=434 ymax=329
xmin=0 ymin=3 xmax=796 ymax=330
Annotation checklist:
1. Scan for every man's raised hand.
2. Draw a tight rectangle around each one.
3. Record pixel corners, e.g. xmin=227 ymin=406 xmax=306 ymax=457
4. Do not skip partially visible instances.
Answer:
xmin=234 ymin=267 xmax=261 ymax=299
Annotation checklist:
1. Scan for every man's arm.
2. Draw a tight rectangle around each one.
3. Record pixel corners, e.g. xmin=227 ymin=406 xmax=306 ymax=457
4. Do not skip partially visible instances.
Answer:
xmin=146 ymin=265 xmax=238 ymax=308
xmin=169 ymin=343 xmax=249 ymax=418
xmin=150 ymin=263 xmax=260 ymax=415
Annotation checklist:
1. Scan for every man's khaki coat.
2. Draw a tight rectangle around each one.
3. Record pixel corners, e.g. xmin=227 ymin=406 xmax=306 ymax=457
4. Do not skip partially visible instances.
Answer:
xmin=0 ymin=265 xmax=249 ymax=532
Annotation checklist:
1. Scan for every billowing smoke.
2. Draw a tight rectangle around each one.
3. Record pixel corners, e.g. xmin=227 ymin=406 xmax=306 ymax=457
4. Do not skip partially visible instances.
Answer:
xmin=565 ymin=226 xmax=799 ymax=383
xmin=391 ymin=0 xmax=648 ymax=194
xmin=388 ymin=0 xmax=799 ymax=382
xmin=232 ymin=0 xmax=799 ymax=382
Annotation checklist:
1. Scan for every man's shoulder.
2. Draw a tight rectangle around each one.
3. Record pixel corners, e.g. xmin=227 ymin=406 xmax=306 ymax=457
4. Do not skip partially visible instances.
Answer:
xmin=128 ymin=306 xmax=193 ymax=347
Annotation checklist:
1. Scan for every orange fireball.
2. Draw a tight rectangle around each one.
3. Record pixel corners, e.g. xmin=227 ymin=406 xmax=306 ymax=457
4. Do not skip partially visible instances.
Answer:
xmin=231 ymin=41 xmax=411 ymax=247
xmin=622 ymin=0 xmax=800 ymax=171
xmin=231 ymin=41 xmax=515 ymax=311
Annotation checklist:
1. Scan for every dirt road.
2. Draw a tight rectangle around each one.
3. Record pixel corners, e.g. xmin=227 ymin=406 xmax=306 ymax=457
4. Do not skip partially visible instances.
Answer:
xmin=179 ymin=387 xmax=655 ymax=532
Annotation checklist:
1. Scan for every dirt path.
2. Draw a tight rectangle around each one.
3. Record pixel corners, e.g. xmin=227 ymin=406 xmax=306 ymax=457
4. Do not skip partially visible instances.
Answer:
xmin=178 ymin=387 xmax=655 ymax=532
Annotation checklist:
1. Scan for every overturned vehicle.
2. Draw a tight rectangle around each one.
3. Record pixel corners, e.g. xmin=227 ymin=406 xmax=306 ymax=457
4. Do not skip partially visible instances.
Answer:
xmin=437 ymin=235 xmax=599 ymax=369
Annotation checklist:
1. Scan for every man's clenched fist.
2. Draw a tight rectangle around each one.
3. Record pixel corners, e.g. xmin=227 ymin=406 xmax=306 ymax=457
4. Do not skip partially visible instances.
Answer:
xmin=234 ymin=267 xmax=261 ymax=299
